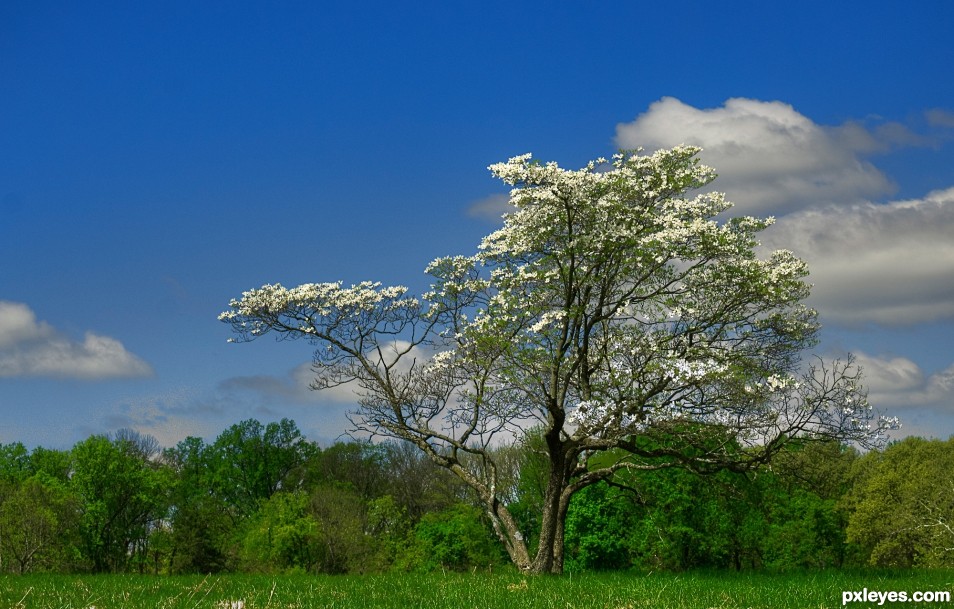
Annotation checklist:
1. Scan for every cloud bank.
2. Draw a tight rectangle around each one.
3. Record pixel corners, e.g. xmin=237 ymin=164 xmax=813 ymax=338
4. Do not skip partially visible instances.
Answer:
xmin=0 ymin=301 xmax=153 ymax=379
xmin=611 ymin=97 xmax=954 ymax=327
xmin=760 ymin=187 xmax=954 ymax=325
xmin=854 ymin=351 xmax=954 ymax=408
xmin=615 ymin=97 xmax=899 ymax=216
xmin=851 ymin=352 xmax=954 ymax=435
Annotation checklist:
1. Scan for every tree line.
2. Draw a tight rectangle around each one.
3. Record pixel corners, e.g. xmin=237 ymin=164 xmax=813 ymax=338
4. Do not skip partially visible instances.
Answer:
xmin=0 ymin=418 xmax=950 ymax=575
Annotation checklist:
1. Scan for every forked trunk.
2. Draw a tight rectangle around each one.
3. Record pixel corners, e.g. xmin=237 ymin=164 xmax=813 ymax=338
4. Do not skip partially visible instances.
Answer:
xmin=482 ymin=442 xmax=574 ymax=574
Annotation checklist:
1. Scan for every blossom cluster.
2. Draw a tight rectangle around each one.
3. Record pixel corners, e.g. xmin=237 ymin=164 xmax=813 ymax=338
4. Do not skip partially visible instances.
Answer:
xmin=219 ymin=281 xmax=416 ymax=340
xmin=668 ymin=358 xmax=728 ymax=384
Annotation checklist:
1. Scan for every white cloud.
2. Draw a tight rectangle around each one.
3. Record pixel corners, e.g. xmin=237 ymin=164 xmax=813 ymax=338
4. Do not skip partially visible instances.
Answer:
xmin=615 ymin=97 xmax=896 ymax=215
xmin=828 ymin=351 xmax=954 ymax=439
xmin=854 ymin=351 xmax=954 ymax=413
xmin=760 ymin=187 xmax=954 ymax=325
xmin=0 ymin=301 xmax=54 ymax=348
xmin=0 ymin=301 xmax=153 ymax=379
xmin=103 ymin=398 xmax=201 ymax=448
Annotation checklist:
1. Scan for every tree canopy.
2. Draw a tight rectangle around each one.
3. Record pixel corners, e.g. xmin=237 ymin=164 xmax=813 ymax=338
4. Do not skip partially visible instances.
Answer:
xmin=221 ymin=146 xmax=897 ymax=573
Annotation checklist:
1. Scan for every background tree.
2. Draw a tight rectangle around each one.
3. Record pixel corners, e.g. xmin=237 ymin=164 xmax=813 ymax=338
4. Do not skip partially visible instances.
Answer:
xmin=28 ymin=446 xmax=72 ymax=484
xmin=70 ymin=433 xmax=171 ymax=572
xmin=0 ymin=442 xmax=30 ymax=491
xmin=207 ymin=418 xmax=318 ymax=519
xmin=378 ymin=440 xmax=466 ymax=520
xmin=0 ymin=473 xmax=80 ymax=573
xmin=757 ymin=439 xmax=858 ymax=570
xmin=222 ymin=146 xmax=897 ymax=573
xmin=398 ymin=503 xmax=503 ymax=572
xmin=163 ymin=436 xmax=233 ymax=574
xmin=844 ymin=436 xmax=954 ymax=567
xmin=306 ymin=485 xmax=374 ymax=573
xmin=305 ymin=440 xmax=387 ymax=501
xmin=238 ymin=490 xmax=321 ymax=573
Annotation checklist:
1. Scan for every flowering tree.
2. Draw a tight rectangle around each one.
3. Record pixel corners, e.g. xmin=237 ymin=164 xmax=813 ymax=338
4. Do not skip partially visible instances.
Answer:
xmin=220 ymin=146 xmax=897 ymax=574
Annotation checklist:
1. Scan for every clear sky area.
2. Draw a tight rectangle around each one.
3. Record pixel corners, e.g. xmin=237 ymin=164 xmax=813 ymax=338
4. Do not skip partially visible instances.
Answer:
xmin=2 ymin=1 xmax=953 ymax=448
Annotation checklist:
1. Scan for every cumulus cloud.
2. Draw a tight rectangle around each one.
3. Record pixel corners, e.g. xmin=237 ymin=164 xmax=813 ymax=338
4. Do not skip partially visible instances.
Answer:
xmin=760 ymin=187 xmax=954 ymax=325
xmin=854 ymin=351 xmax=954 ymax=413
xmin=615 ymin=97 xmax=898 ymax=215
xmin=0 ymin=301 xmax=152 ymax=379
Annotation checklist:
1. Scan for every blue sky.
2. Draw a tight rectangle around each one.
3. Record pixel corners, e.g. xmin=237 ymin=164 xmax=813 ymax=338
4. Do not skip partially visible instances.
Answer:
xmin=2 ymin=1 xmax=953 ymax=449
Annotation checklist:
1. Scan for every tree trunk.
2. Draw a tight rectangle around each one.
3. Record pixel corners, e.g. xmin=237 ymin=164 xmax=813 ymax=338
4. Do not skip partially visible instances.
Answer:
xmin=528 ymin=435 xmax=572 ymax=574
xmin=486 ymin=499 xmax=532 ymax=571
xmin=530 ymin=494 xmax=558 ymax=574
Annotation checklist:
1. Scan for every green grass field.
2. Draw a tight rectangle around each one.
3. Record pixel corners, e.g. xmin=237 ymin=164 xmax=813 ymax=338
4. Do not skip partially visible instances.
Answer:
xmin=0 ymin=570 xmax=951 ymax=609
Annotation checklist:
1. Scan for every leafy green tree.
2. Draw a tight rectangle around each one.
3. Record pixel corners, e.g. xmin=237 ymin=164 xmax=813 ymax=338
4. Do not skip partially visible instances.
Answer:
xmin=757 ymin=439 xmax=858 ymax=570
xmin=563 ymin=482 xmax=635 ymax=571
xmin=223 ymin=147 xmax=895 ymax=573
xmin=629 ymin=467 xmax=741 ymax=570
xmin=0 ymin=442 xmax=30 ymax=489
xmin=378 ymin=440 xmax=465 ymax=520
xmin=770 ymin=438 xmax=858 ymax=501
xmin=28 ymin=446 xmax=72 ymax=484
xmin=400 ymin=503 xmax=502 ymax=572
xmin=760 ymin=486 xmax=844 ymax=570
xmin=845 ymin=436 xmax=954 ymax=567
xmin=306 ymin=440 xmax=386 ymax=500
xmin=239 ymin=491 xmax=321 ymax=573
xmin=307 ymin=485 xmax=374 ymax=573
xmin=70 ymin=433 xmax=172 ymax=572
xmin=365 ymin=494 xmax=412 ymax=569
xmin=163 ymin=421 xmax=331 ymax=574
xmin=163 ymin=436 xmax=233 ymax=574
xmin=208 ymin=418 xmax=318 ymax=518
xmin=0 ymin=473 xmax=80 ymax=573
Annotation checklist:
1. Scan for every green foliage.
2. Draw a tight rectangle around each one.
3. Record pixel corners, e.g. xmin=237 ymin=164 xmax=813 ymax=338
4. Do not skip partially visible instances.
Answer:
xmin=561 ymin=438 xmax=860 ymax=573
xmin=564 ymin=483 xmax=634 ymax=571
xmin=0 ymin=473 xmax=81 ymax=573
xmin=845 ymin=436 xmax=954 ymax=568
xmin=239 ymin=491 xmax=321 ymax=573
xmin=306 ymin=441 xmax=386 ymax=499
xmin=163 ymin=436 xmax=233 ymax=574
xmin=760 ymin=487 xmax=845 ymax=570
xmin=400 ymin=504 xmax=503 ymax=572
xmin=69 ymin=434 xmax=172 ymax=573
xmin=0 ymin=442 xmax=30 ymax=487
xmin=625 ymin=468 xmax=744 ymax=571
xmin=27 ymin=446 xmax=72 ymax=483
xmin=207 ymin=418 xmax=318 ymax=518
xmin=366 ymin=494 xmax=412 ymax=568
xmin=1 ymin=417 xmax=950 ymax=575
xmin=307 ymin=484 xmax=375 ymax=573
